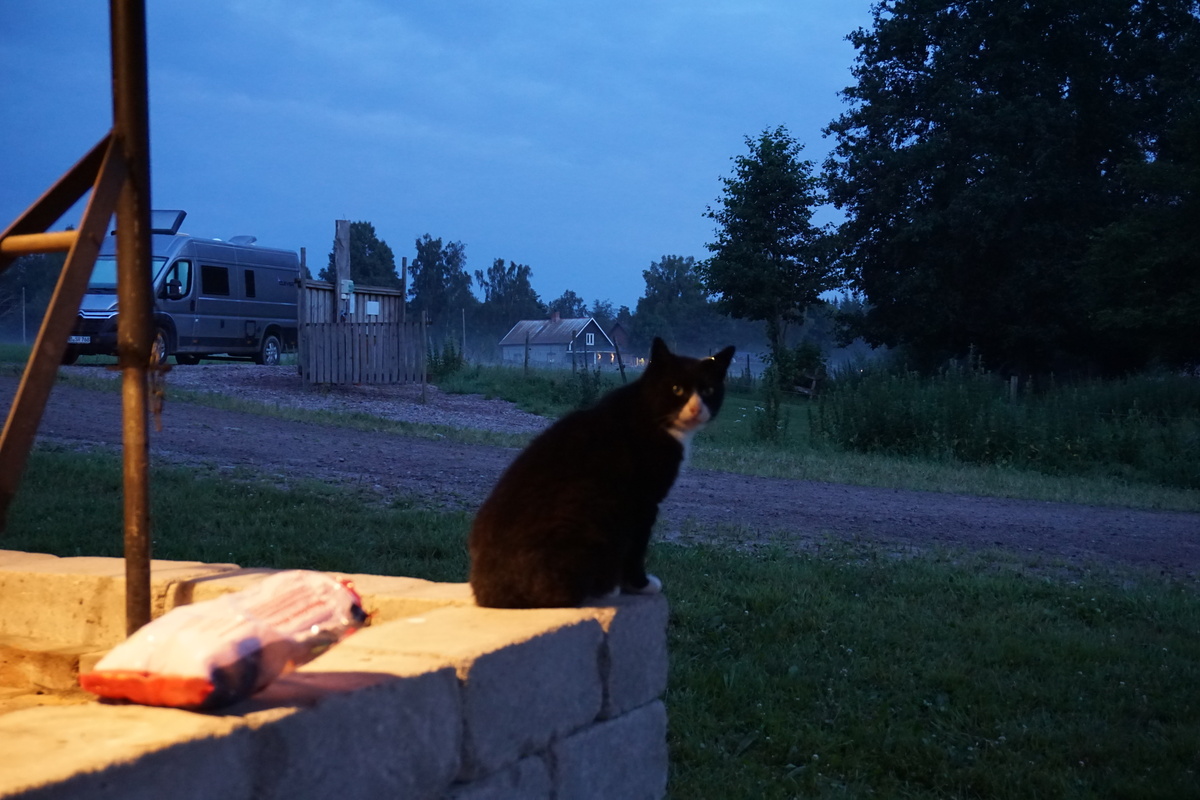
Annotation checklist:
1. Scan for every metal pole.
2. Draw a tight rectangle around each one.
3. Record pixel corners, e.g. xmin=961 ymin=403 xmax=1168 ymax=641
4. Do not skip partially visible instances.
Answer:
xmin=111 ymin=0 xmax=153 ymax=635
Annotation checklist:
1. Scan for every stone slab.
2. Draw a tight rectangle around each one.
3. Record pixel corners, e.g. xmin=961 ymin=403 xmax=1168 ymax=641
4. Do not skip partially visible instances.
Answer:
xmin=0 ymin=636 xmax=108 ymax=691
xmin=0 ymin=554 xmax=240 ymax=647
xmin=237 ymin=667 xmax=463 ymax=800
xmin=329 ymin=608 xmax=607 ymax=780
xmin=553 ymin=700 xmax=669 ymax=800
xmin=0 ymin=703 xmax=245 ymax=798
xmin=583 ymin=594 xmax=670 ymax=718
xmin=444 ymin=755 xmax=552 ymax=800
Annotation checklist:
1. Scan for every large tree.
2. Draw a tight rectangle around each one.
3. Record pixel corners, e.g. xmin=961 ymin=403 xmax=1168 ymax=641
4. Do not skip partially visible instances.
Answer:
xmin=474 ymin=258 xmax=545 ymax=336
xmin=321 ymin=221 xmax=400 ymax=288
xmin=547 ymin=289 xmax=588 ymax=319
xmin=702 ymin=125 xmax=834 ymax=360
xmin=409 ymin=234 xmax=475 ymax=342
xmin=825 ymin=0 xmax=1200 ymax=374
xmin=634 ymin=255 xmax=728 ymax=355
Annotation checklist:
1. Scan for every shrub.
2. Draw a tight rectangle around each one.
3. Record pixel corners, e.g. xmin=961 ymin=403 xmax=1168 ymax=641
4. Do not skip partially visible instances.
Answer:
xmin=811 ymin=364 xmax=1200 ymax=489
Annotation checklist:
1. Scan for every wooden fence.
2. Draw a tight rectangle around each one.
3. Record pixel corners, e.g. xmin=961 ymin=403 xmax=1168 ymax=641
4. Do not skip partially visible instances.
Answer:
xmin=297 ymin=278 xmax=424 ymax=385
xmin=300 ymin=321 xmax=424 ymax=385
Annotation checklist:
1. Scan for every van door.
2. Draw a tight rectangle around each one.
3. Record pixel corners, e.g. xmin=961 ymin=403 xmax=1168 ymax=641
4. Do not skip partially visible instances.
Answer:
xmin=157 ymin=259 xmax=195 ymax=347
xmin=194 ymin=262 xmax=240 ymax=352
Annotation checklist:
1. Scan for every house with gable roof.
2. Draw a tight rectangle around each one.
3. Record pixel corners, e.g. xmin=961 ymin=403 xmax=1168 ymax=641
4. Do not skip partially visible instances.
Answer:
xmin=497 ymin=312 xmax=619 ymax=369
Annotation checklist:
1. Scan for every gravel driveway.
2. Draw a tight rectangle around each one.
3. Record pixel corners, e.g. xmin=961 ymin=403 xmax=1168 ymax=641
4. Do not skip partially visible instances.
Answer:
xmin=5 ymin=365 xmax=1198 ymax=581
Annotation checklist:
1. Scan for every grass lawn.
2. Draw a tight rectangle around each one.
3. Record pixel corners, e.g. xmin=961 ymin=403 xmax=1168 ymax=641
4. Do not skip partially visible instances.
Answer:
xmin=6 ymin=447 xmax=1198 ymax=799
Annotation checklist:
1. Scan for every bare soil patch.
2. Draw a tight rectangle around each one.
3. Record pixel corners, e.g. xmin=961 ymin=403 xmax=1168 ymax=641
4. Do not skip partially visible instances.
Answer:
xmin=6 ymin=365 xmax=1199 ymax=581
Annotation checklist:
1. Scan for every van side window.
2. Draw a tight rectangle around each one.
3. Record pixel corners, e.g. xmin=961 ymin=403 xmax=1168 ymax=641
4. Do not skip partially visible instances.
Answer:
xmin=160 ymin=259 xmax=192 ymax=299
xmin=244 ymin=269 xmax=257 ymax=298
xmin=200 ymin=264 xmax=230 ymax=296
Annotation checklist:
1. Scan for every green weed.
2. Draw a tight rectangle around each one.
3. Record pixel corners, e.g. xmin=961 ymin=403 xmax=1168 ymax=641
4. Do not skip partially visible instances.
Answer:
xmin=811 ymin=365 xmax=1200 ymax=491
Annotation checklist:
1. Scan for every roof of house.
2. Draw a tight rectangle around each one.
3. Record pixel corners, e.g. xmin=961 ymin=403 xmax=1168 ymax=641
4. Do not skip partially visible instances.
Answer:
xmin=498 ymin=316 xmax=616 ymax=349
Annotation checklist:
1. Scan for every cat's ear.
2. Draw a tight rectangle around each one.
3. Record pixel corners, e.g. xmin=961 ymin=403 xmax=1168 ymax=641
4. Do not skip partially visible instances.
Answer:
xmin=709 ymin=345 xmax=736 ymax=374
xmin=650 ymin=337 xmax=672 ymax=363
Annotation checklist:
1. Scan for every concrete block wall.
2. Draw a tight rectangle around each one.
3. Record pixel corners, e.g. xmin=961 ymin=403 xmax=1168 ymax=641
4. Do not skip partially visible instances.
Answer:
xmin=0 ymin=551 xmax=669 ymax=799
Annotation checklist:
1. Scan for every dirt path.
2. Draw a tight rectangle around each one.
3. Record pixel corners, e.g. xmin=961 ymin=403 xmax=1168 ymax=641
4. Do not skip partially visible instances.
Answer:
xmin=5 ymin=374 xmax=1199 ymax=581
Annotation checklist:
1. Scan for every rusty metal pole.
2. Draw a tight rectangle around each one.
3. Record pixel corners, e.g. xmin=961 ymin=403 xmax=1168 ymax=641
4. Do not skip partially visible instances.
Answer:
xmin=110 ymin=0 xmax=153 ymax=634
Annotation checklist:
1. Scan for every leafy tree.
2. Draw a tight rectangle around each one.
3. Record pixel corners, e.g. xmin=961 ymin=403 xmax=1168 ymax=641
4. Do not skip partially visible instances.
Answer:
xmin=0 ymin=252 xmax=63 ymax=340
xmin=409 ymin=234 xmax=476 ymax=343
xmin=588 ymin=298 xmax=616 ymax=329
xmin=321 ymin=221 xmax=400 ymax=288
xmin=633 ymin=255 xmax=728 ymax=355
xmin=702 ymin=125 xmax=835 ymax=362
xmin=1082 ymin=31 xmax=1200 ymax=372
xmin=474 ymin=258 xmax=545 ymax=336
xmin=547 ymin=289 xmax=588 ymax=318
xmin=824 ymin=0 xmax=1200 ymax=374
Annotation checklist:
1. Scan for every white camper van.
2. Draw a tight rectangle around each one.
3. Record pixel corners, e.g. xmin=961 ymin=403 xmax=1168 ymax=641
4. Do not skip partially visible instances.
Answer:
xmin=64 ymin=210 xmax=300 ymax=366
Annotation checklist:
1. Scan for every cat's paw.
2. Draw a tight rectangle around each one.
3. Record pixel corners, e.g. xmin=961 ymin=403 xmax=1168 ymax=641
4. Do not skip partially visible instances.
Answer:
xmin=625 ymin=574 xmax=663 ymax=595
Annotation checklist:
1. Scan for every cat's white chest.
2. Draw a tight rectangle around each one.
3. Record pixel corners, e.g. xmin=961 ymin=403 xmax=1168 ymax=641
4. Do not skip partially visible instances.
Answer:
xmin=668 ymin=392 xmax=711 ymax=463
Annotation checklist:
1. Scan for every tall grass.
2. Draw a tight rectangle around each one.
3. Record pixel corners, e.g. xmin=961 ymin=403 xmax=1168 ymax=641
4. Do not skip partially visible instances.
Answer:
xmin=7 ymin=448 xmax=1199 ymax=799
xmin=812 ymin=365 xmax=1200 ymax=490
xmin=438 ymin=363 xmax=1200 ymax=511
xmin=437 ymin=363 xmax=626 ymax=417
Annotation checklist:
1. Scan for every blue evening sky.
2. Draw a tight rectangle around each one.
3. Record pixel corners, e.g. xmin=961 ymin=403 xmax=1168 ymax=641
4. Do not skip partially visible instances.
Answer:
xmin=1 ymin=1 xmax=874 ymax=311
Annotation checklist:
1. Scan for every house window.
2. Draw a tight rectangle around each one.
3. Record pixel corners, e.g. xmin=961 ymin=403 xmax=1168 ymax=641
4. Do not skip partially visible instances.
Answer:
xmin=586 ymin=332 xmax=595 ymax=346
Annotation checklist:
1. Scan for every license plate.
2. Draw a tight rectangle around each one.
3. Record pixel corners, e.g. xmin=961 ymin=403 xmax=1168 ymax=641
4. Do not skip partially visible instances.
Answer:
xmin=67 ymin=335 xmax=91 ymax=344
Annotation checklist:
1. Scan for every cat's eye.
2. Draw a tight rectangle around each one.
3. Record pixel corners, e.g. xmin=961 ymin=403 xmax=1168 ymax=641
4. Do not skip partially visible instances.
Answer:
xmin=672 ymin=385 xmax=685 ymax=397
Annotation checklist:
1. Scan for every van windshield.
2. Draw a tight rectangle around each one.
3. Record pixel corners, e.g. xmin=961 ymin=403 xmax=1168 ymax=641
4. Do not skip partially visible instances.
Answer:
xmin=87 ymin=255 xmax=168 ymax=293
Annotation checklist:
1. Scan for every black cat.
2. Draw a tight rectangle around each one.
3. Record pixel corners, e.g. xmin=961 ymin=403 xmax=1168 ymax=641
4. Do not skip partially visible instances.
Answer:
xmin=469 ymin=338 xmax=736 ymax=608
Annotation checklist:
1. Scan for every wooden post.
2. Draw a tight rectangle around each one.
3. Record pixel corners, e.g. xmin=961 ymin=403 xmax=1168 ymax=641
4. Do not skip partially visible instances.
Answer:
xmin=524 ymin=331 xmax=530 ymax=376
xmin=297 ymin=247 xmax=307 ymax=377
xmin=420 ymin=311 xmax=428 ymax=404
xmin=112 ymin=0 xmax=154 ymax=635
xmin=334 ymin=219 xmax=350 ymax=321
xmin=614 ymin=340 xmax=627 ymax=383
xmin=400 ymin=256 xmax=407 ymax=325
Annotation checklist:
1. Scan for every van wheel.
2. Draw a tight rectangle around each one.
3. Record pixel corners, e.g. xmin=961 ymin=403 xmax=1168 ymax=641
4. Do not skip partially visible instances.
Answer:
xmin=61 ymin=348 xmax=80 ymax=366
xmin=175 ymin=354 xmax=201 ymax=366
xmin=152 ymin=328 xmax=169 ymax=368
xmin=256 ymin=333 xmax=281 ymax=366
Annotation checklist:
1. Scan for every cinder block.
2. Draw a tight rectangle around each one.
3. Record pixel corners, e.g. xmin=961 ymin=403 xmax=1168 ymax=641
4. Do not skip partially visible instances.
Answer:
xmin=164 ymin=570 xmax=474 ymax=624
xmin=552 ymin=701 xmax=669 ymax=800
xmin=0 ymin=635 xmax=106 ymax=691
xmin=454 ymin=617 xmax=605 ymax=780
xmin=0 ymin=703 xmax=245 ymax=798
xmin=0 ymin=555 xmax=125 ymax=646
xmin=339 ymin=574 xmax=474 ymax=622
xmin=8 ymin=728 xmax=258 ymax=800
xmin=241 ymin=668 xmax=463 ymax=800
xmin=443 ymin=755 xmax=552 ymax=800
xmin=161 ymin=567 xmax=276 ymax=609
xmin=584 ymin=594 xmax=669 ymax=718
xmin=349 ymin=606 xmax=605 ymax=781
xmin=0 ymin=551 xmax=58 ymax=568
xmin=0 ymin=553 xmax=239 ymax=647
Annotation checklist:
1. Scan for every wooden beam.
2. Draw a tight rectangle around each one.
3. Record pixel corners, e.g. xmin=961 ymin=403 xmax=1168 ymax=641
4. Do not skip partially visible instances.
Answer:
xmin=0 ymin=230 xmax=79 ymax=256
